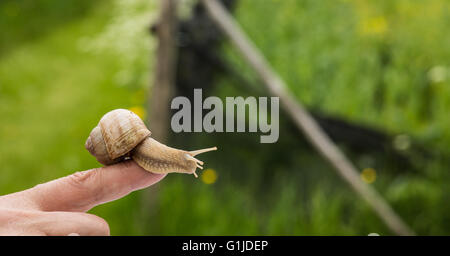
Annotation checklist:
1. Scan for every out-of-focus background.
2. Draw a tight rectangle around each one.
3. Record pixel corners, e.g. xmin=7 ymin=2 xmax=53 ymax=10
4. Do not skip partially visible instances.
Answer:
xmin=1 ymin=0 xmax=450 ymax=235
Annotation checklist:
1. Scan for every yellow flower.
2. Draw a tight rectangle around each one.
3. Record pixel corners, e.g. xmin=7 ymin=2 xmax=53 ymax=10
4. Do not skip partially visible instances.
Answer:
xmin=201 ymin=168 xmax=218 ymax=184
xmin=361 ymin=168 xmax=377 ymax=184
xmin=360 ymin=16 xmax=388 ymax=36
xmin=128 ymin=106 xmax=146 ymax=120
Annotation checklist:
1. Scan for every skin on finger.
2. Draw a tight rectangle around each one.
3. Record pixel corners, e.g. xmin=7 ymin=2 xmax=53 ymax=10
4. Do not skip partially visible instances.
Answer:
xmin=30 ymin=211 xmax=110 ymax=236
xmin=24 ymin=161 xmax=166 ymax=212
xmin=0 ymin=229 xmax=46 ymax=236
xmin=0 ymin=209 xmax=45 ymax=236
xmin=0 ymin=190 xmax=43 ymax=211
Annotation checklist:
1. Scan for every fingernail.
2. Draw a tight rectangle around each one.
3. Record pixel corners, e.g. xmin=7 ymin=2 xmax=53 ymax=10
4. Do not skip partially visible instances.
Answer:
xmin=68 ymin=233 xmax=80 ymax=236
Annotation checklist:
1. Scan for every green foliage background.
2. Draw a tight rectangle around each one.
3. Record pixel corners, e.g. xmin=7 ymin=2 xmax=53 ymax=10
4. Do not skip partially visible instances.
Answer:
xmin=0 ymin=0 xmax=449 ymax=235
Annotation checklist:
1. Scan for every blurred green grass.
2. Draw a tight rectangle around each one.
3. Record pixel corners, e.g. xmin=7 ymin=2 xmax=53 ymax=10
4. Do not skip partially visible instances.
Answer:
xmin=0 ymin=0 xmax=154 ymax=235
xmin=232 ymin=0 xmax=450 ymax=150
xmin=1 ymin=0 xmax=450 ymax=236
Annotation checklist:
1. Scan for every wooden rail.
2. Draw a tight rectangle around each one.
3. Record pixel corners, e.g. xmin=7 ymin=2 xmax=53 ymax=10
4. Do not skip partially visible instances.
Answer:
xmin=201 ymin=0 xmax=414 ymax=236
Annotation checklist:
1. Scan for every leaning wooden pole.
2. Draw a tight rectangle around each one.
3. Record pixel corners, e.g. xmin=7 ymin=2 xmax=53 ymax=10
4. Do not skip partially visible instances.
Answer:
xmin=201 ymin=0 xmax=414 ymax=236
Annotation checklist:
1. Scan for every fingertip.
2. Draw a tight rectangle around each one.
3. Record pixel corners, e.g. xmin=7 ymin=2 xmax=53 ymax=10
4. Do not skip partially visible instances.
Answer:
xmin=99 ymin=160 xmax=166 ymax=191
xmin=25 ymin=160 xmax=167 ymax=212
xmin=116 ymin=160 xmax=167 ymax=189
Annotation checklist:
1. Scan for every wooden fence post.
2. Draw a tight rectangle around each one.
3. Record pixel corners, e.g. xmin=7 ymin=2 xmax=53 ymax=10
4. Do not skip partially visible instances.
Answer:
xmin=141 ymin=0 xmax=178 ymax=233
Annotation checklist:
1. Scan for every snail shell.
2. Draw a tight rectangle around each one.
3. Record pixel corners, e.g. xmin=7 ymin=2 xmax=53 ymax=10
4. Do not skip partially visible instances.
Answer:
xmin=85 ymin=109 xmax=151 ymax=165
xmin=85 ymin=109 xmax=216 ymax=177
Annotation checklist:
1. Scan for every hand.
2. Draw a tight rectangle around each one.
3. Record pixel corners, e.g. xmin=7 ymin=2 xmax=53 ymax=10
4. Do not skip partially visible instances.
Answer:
xmin=0 ymin=161 xmax=165 ymax=236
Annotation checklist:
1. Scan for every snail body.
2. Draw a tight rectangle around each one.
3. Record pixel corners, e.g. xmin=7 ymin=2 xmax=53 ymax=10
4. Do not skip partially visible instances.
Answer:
xmin=85 ymin=109 xmax=217 ymax=177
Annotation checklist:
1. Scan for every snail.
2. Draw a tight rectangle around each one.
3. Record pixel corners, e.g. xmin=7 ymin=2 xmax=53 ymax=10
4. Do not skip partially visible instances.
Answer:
xmin=85 ymin=109 xmax=217 ymax=177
